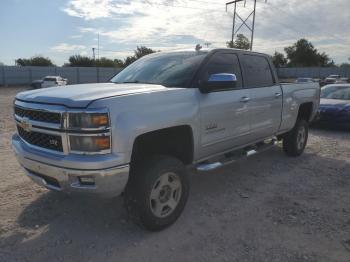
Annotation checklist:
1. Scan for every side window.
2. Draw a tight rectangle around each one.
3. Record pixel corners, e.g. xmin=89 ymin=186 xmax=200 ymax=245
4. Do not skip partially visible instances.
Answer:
xmin=201 ymin=53 xmax=242 ymax=88
xmin=242 ymin=55 xmax=274 ymax=88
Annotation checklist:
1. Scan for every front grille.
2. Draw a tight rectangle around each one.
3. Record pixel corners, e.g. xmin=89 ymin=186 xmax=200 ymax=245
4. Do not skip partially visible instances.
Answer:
xmin=17 ymin=125 xmax=63 ymax=152
xmin=15 ymin=106 xmax=61 ymax=124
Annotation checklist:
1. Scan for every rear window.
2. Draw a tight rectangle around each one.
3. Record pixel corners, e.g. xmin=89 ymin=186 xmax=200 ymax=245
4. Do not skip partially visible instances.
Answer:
xmin=44 ymin=77 xmax=57 ymax=81
xmin=242 ymin=55 xmax=274 ymax=88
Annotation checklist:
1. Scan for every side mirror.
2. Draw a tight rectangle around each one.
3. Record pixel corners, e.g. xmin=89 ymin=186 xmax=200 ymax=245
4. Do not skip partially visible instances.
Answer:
xmin=200 ymin=73 xmax=237 ymax=93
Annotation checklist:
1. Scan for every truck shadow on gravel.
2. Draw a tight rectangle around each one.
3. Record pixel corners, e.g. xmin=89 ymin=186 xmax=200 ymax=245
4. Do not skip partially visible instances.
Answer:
xmin=4 ymin=147 xmax=350 ymax=261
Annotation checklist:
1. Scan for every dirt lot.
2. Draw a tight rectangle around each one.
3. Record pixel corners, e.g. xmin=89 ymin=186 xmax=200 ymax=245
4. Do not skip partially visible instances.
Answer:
xmin=0 ymin=87 xmax=349 ymax=262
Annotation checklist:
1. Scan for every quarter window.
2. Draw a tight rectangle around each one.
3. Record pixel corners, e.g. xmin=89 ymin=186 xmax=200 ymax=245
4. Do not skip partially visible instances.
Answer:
xmin=242 ymin=55 xmax=274 ymax=88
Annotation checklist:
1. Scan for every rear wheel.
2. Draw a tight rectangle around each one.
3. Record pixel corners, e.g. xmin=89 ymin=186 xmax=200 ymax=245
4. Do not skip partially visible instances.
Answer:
xmin=283 ymin=119 xmax=309 ymax=157
xmin=124 ymin=155 xmax=189 ymax=231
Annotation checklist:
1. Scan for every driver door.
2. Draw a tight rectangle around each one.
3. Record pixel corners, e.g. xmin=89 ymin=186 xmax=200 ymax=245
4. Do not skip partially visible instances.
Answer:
xmin=197 ymin=52 xmax=251 ymax=159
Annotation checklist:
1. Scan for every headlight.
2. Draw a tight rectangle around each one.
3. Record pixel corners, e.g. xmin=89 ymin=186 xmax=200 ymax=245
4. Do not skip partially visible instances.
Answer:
xmin=69 ymin=135 xmax=111 ymax=153
xmin=68 ymin=112 xmax=109 ymax=129
xmin=67 ymin=109 xmax=111 ymax=154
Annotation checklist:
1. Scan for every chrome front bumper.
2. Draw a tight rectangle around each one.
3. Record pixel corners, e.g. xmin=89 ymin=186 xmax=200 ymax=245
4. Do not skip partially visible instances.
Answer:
xmin=12 ymin=134 xmax=129 ymax=197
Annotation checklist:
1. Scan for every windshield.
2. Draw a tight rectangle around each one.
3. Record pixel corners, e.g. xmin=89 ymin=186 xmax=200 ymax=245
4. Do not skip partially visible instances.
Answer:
xmin=111 ymin=51 xmax=208 ymax=87
xmin=44 ymin=77 xmax=57 ymax=81
xmin=321 ymin=86 xmax=350 ymax=100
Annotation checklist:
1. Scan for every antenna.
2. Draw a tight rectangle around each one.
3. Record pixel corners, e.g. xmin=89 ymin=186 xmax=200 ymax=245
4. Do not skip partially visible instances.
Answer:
xmin=225 ymin=0 xmax=267 ymax=51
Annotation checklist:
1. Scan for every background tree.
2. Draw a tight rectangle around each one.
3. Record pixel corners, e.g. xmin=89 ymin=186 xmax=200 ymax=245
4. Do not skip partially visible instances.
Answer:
xmin=284 ymin=39 xmax=333 ymax=67
xmin=123 ymin=56 xmax=138 ymax=67
xmin=134 ymin=46 xmax=156 ymax=59
xmin=15 ymin=56 xmax=54 ymax=66
xmin=226 ymin=34 xmax=250 ymax=50
xmin=272 ymin=51 xmax=288 ymax=67
xmin=95 ymin=57 xmax=124 ymax=67
xmin=0 ymin=62 xmax=4 ymax=66
xmin=123 ymin=46 xmax=156 ymax=67
xmin=66 ymin=55 xmax=94 ymax=67
xmin=340 ymin=62 xmax=350 ymax=68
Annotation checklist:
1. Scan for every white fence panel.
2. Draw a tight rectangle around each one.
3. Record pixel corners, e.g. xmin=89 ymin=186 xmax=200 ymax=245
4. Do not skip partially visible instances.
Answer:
xmin=1 ymin=66 xmax=349 ymax=86
xmin=0 ymin=66 xmax=123 ymax=86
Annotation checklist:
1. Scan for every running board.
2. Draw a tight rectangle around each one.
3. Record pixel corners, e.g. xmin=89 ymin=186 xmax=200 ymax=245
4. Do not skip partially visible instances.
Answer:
xmin=196 ymin=139 xmax=278 ymax=172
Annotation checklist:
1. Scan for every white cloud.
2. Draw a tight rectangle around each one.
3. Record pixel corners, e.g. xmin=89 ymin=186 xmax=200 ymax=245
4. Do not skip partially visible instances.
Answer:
xmin=62 ymin=0 xmax=350 ymax=63
xmin=71 ymin=34 xmax=83 ymax=39
xmin=51 ymin=43 xmax=87 ymax=52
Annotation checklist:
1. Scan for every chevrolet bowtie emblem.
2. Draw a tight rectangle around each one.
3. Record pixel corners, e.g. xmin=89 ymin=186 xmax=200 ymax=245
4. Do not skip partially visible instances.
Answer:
xmin=19 ymin=117 xmax=32 ymax=132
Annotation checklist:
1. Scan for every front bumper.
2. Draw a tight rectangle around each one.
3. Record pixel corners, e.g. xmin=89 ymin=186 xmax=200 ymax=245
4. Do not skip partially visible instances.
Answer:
xmin=12 ymin=134 xmax=129 ymax=197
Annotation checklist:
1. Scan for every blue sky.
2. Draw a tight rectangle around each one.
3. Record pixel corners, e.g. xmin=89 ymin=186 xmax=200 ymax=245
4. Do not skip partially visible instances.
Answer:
xmin=1 ymin=0 xmax=349 ymax=66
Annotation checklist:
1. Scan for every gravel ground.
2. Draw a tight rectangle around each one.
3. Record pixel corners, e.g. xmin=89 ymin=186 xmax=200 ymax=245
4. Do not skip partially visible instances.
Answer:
xmin=0 ymin=87 xmax=349 ymax=262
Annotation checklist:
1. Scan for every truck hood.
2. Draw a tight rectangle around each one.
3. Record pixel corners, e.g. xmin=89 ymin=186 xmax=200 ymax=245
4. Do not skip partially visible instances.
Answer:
xmin=16 ymin=83 xmax=169 ymax=108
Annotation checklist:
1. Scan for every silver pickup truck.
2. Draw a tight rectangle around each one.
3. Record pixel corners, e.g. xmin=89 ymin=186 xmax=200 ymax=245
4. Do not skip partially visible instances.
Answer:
xmin=12 ymin=48 xmax=320 ymax=231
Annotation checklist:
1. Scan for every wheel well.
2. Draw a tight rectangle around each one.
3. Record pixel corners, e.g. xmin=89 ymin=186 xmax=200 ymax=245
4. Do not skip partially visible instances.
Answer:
xmin=298 ymin=102 xmax=313 ymax=122
xmin=131 ymin=125 xmax=194 ymax=165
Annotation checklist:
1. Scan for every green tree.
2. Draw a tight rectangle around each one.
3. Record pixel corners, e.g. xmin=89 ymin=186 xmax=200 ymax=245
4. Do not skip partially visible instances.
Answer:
xmin=123 ymin=56 xmax=138 ymax=67
xmin=226 ymin=34 xmax=250 ymax=50
xmin=284 ymin=39 xmax=333 ymax=67
xmin=66 ymin=55 xmax=94 ymax=67
xmin=272 ymin=51 xmax=288 ymax=67
xmin=134 ymin=46 xmax=156 ymax=59
xmin=340 ymin=62 xmax=350 ymax=68
xmin=95 ymin=57 xmax=124 ymax=67
xmin=123 ymin=46 xmax=156 ymax=67
xmin=15 ymin=56 xmax=54 ymax=66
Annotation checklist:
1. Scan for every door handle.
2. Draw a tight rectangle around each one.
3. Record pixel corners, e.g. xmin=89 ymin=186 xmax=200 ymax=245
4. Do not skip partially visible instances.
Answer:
xmin=275 ymin=93 xmax=282 ymax=98
xmin=240 ymin=96 xmax=250 ymax=103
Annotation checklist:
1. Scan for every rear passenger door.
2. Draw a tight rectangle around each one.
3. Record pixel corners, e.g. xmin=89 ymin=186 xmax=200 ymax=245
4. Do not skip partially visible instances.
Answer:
xmin=241 ymin=54 xmax=283 ymax=140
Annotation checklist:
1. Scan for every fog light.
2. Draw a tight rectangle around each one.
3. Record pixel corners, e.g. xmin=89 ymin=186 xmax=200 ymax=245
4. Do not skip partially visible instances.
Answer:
xmin=79 ymin=176 xmax=95 ymax=186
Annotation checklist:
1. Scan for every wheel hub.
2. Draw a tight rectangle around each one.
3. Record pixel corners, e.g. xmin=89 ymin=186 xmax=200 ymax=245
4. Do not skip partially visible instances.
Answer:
xmin=159 ymin=185 xmax=171 ymax=203
xmin=149 ymin=172 xmax=182 ymax=218
xmin=297 ymin=126 xmax=306 ymax=150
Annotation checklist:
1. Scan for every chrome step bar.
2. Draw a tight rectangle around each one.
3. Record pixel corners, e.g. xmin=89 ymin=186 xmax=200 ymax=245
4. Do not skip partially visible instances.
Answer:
xmin=196 ymin=138 xmax=278 ymax=172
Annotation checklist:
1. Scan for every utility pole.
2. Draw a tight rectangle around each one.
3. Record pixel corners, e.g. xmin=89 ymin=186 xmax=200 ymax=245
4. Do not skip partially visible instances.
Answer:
xmin=92 ymin=47 xmax=96 ymax=60
xmin=97 ymin=33 xmax=100 ymax=60
xmin=226 ymin=0 xmax=267 ymax=51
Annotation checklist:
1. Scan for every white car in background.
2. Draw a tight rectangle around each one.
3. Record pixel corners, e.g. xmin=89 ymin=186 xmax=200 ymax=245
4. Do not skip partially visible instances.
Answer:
xmin=41 ymin=76 xmax=68 ymax=88
xmin=295 ymin=77 xmax=314 ymax=83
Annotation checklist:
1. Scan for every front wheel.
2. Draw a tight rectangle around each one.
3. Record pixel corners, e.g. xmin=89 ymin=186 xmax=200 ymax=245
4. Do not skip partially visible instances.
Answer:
xmin=124 ymin=155 xmax=189 ymax=231
xmin=283 ymin=119 xmax=309 ymax=157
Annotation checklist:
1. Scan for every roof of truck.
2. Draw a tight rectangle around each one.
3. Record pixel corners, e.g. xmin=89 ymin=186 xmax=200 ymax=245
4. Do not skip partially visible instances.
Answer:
xmin=159 ymin=47 xmax=270 ymax=57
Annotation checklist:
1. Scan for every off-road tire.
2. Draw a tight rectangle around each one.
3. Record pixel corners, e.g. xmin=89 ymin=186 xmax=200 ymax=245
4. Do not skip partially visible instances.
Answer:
xmin=283 ymin=119 xmax=309 ymax=157
xmin=124 ymin=155 xmax=189 ymax=231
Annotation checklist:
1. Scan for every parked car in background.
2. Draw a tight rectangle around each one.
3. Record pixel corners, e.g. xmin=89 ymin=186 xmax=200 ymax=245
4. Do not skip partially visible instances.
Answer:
xmin=314 ymin=84 xmax=350 ymax=128
xmin=340 ymin=77 xmax=350 ymax=83
xmin=30 ymin=79 xmax=44 ymax=89
xmin=295 ymin=78 xmax=314 ymax=83
xmin=320 ymin=75 xmax=343 ymax=87
xmin=31 ymin=76 xmax=68 ymax=89
xmin=41 ymin=76 xmax=68 ymax=88
xmin=328 ymin=75 xmax=341 ymax=79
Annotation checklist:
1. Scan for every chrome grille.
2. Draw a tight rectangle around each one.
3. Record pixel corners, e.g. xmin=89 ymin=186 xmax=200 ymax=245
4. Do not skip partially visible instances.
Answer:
xmin=15 ymin=106 xmax=61 ymax=124
xmin=17 ymin=125 xmax=63 ymax=152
